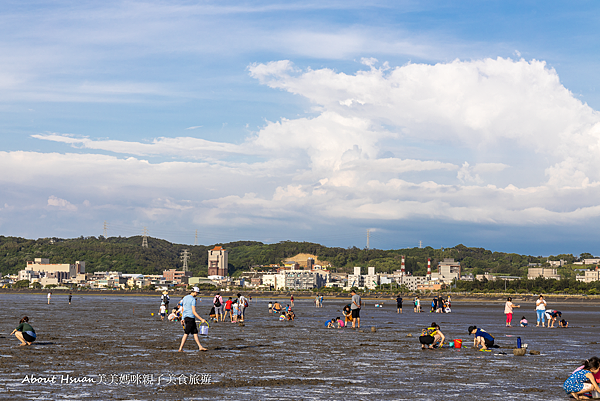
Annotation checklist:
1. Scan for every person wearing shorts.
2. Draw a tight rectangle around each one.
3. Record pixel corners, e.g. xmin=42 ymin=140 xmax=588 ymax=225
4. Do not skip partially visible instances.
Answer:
xmin=237 ymin=293 xmax=247 ymax=322
xmin=213 ymin=293 xmax=224 ymax=322
xmin=178 ymin=287 xmax=208 ymax=352
xmin=419 ymin=323 xmax=444 ymax=349
xmin=468 ymin=326 xmax=495 ymax=350
xmin=11 ymin=316 xmax=36 ymax=346
xmin=396 ymin=295 xmax=403 ymax=314
xmin=350 ymin=290 xmax=361 ymax=329
xmin=224 ymin=297 xmax=233 ymax=320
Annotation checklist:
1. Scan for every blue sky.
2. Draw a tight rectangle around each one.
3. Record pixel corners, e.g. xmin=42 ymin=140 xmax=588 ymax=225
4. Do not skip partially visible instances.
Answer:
xmin=2 ymin=0 xmax=600 ymax=256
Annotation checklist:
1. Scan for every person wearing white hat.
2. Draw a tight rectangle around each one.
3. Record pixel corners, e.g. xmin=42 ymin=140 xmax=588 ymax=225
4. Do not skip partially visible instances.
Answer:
xmin=178 ymin=287 xmax=207 ymax=352
xmin=161 ymin=291 xmax=170 ymax=311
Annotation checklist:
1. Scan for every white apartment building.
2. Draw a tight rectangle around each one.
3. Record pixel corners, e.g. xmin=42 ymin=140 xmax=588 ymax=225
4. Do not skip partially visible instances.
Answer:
xmin=19 ymin=258 xmax=86 ymax=285
xmin=262 ymin=273 xmax=286 ymax=290
xmin=527 ymin=267 xmax=561 ymax=280
xmin=576 ymin=269 xmax=600 ymax=283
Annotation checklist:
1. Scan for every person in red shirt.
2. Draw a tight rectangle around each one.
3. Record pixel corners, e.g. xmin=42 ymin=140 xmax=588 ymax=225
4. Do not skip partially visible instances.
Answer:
xmin=224 ymin=297 xmax=233 ymax=321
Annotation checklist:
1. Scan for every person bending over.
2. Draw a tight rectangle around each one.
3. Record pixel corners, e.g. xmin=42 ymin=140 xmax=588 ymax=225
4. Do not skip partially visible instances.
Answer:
xmin=419 ymin=323 xmax=445 ymax=349
xmin=564 ymin=357 xmax=600 ymax=400
xmin=468 ymin=325 xmax=495 ymax=350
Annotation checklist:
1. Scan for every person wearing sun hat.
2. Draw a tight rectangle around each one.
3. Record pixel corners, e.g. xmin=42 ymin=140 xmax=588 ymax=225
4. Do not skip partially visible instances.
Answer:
xmin=178 ymin=287 xmax=208 ymax=352
xmin=161 ymin=291 xmax=170 ymax=311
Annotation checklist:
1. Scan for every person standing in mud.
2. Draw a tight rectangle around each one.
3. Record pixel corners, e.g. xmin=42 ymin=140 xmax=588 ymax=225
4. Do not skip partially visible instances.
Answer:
xmin=47 ymin=292 xmax=51 ymax=305
xmin=213 ymin=292 xmax=224 ymax=322
xmin=536 ymin=294 xmax=547 ymax=327
xmin=396 ymin=295 xmax=403 ymax=314
xmin=504 ymin=297 xmax=520 ymax=327
xmin=290 ymin=295 xmax=294 ymax=307
xmin=68 ymin=292 xmax=72 ymax=305
xmin=238 ymin=293 xmax=247 ymax=322
xmin=414 ymin=296 xmax=421 ymax=313
xmin=350 ymin=289 xmax=361 ymax=329
xmin=161 ymin=291 xmax=170 ymax=312
xmin=178 ymin=286 xmax=208 ymax=352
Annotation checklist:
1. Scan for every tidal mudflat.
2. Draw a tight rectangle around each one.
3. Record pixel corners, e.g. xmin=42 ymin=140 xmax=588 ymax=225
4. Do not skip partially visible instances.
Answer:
xmin=0 ymin=294 xmax=598 ymax=400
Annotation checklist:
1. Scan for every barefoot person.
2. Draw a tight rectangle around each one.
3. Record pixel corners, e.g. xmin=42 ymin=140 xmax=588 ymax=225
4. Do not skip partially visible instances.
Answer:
xmin=213 ymin=292 xmax=224 ymax=322
xmin=11 ymin=316 xmax=36 ymax=346
xmin=350 ymin=289 xmax=361 ymax=329
xmin=468 ymin=325 xmax=495 ymax=350
xmin=504 ymin=297 xmax=520 ymax=327
xmin=535 ymin=294 xmax=547 ymax=327
xmin=419 ymin=322 xmax=445 ymax=349
xmin=178 ymin=287 xmax=208 ymax=352
xmin=564 ymin=357 xmax=600 ymax=400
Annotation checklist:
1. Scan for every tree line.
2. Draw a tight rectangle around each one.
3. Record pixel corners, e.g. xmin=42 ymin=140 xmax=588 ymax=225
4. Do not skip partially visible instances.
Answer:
xmin=0 ymin=235 xmax=596 ymax=279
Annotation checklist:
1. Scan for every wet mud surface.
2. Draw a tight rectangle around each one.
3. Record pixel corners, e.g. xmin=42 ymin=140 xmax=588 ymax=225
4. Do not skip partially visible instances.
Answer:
xmin=1 ymin=294 xmax=599 ymax=400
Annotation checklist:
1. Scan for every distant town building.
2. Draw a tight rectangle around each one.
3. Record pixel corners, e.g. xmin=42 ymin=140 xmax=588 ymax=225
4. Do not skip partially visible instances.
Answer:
xmin=583 ymin=258 xmax=600 ymax=265
xmin=527 ymin=267 xmax=560 ymax=280
xmin=284 ymin=261 xmax=300 ymax=270
xmin=188 ymin=277 xmax=219 ymax=287
xmin=262 ymin=273 xmax=286 ymax=290
xmin=431 ymin=258 xmax=461 ymax=282
xmin=208 ymin=246 xmax=228 ymax=278
xmin=397 ymin=275 xmax=430 ymax=291
xmin=547 ymin=260 xmax=566 ymax=267
xmin=347 ymin=266 xmax=365 ymax=289
xmin=417 ymin=282 xmax=444 ymax=291
xmin=576 ymin=267 xmax=600 ymax=283
xmin=163 ymin=269 xmax=192 ymax=284
xmin=476 ymin=273 xmax=497 ymax=281
xmin=20 ymin=258 xmax=85 ymax=286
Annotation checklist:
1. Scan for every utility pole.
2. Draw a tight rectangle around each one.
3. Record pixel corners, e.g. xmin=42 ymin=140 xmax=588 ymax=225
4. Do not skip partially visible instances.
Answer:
xmin=142 ymin=227 xmax=148 ymax=248
xmin=103 ymin=221 xmax=108 ymax=238
xmin=419 ymin=240 xmax=423 ymax=249
xmin=194 ymin=229 xmax=198 ymax=246
xmin=366 ymin=229 xmax=370 ymax=249
xmin=181 ymin=249 xmax=191 ymax=272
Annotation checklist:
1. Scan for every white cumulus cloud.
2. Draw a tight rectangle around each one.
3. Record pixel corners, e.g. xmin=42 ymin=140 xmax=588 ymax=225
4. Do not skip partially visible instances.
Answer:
xmin=8 ymin=57 xmax=600 ymax=237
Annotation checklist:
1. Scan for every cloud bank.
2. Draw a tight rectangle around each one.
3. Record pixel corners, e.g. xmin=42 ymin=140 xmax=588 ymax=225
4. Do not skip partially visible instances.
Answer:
xmin=3 ymin=57 xmax=600 ymax=243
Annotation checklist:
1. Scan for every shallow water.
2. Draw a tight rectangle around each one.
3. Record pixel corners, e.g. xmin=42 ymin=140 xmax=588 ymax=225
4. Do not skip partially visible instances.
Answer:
xmin=0 ymin=293 xmax=598 ymax=400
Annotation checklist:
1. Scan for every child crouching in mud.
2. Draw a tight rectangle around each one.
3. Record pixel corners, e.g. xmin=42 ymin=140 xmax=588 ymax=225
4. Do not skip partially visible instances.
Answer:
xmin=419 ymin=323 xmax=445 ymax=349
xmin=563 ymin=357 xmax=600 ymax=400
xmin=11 ymin=316 xmax=36 ymax=346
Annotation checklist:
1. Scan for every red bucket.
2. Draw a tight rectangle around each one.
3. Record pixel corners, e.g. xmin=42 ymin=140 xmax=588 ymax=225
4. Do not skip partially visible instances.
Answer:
xmin=454 ymin=339 xmax=462 ymax=348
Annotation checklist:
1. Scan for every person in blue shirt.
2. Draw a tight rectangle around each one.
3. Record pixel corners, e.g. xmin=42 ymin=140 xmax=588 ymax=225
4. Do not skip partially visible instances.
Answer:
xmin=468 ymin=325 xmax=495 ymax=350
xmin=178 ymin=287 xmax=208 ymax=352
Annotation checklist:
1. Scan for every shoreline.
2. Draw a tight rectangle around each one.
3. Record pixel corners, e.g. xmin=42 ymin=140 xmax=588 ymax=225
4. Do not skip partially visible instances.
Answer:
xmin=1 ymin=288 xmax=599 ymax=303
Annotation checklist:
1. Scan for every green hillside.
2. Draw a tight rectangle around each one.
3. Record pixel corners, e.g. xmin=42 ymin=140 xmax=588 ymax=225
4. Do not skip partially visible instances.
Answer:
xmin=0 ymin=235 xmax=592 ymax=279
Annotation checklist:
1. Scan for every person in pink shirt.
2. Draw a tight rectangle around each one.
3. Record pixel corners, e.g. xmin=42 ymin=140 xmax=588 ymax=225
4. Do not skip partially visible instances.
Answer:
xmin=504 ymin=297 xmax=520 ymax=327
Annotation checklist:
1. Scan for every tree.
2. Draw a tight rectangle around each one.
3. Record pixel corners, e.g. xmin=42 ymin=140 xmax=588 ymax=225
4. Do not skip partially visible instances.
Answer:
xmin=14 ymin=279 xmax=30 ymax=288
